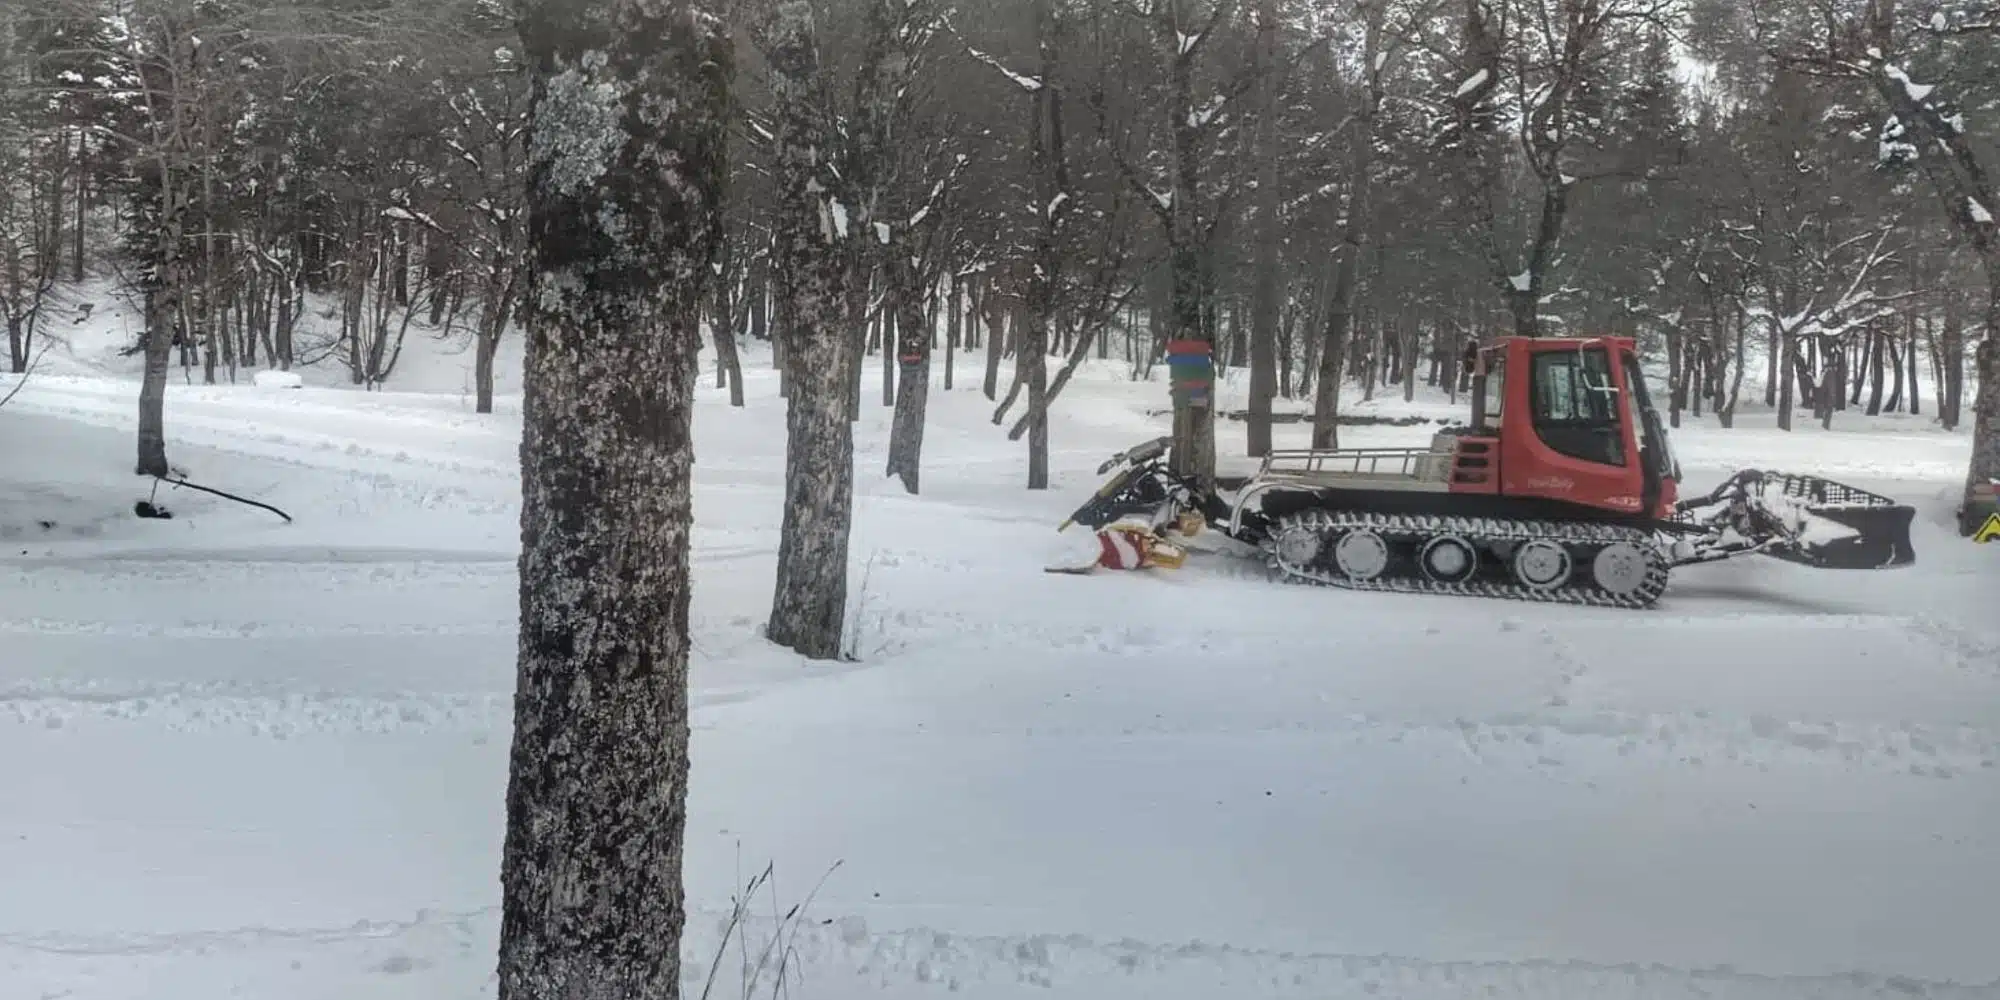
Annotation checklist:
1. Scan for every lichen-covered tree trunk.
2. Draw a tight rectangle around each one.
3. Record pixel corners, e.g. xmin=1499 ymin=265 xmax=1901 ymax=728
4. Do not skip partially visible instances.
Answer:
xmin=766 ymin=0 xmax=857 ymax=661
xmin=498 ymin=3 xmax=728 ymax=999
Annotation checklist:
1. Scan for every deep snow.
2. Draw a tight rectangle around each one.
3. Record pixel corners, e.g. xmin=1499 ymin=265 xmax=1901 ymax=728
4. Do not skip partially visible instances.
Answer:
xmin=2 ymin=299 xmax=1998 ymax=1000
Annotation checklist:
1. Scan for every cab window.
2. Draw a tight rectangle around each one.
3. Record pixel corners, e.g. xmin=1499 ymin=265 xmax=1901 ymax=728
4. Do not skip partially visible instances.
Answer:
xmin=1481 ymin=353 xmax=1505 ymax=431
xmin=1530 ymin=348 xmax=1625 ymax=467
xmin=1620 ymin=350 xmax=1677 ymax=480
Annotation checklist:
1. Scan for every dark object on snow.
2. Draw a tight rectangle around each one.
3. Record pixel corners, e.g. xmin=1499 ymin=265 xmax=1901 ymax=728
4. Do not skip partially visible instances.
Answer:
xmin=137 ymin=475 xmax=293 ymax=524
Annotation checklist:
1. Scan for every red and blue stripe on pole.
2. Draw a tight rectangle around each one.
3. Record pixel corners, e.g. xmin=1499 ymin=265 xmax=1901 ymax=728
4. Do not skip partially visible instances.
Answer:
xmin=1166 ymin=339 xmax=1213 ymax=409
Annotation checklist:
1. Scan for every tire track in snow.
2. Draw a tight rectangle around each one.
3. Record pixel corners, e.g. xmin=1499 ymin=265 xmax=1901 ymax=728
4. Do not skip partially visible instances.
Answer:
xmin=0 ymin=618 xmax=513 ymax=639
xmin=0 ymin=685 xmax=514 ymax=736
xmin=6 ymin=905 xmax=1995 ymax=1000
xmin=1905 ymin=615 xmax=2000 ymax=679
xmin=0 ymin=681 xmax=763 ymax=736
xmin=15 ymin=676 xmax=1991 ymax=778
xmin=733 ymin=606 xmax=2000 ymax=780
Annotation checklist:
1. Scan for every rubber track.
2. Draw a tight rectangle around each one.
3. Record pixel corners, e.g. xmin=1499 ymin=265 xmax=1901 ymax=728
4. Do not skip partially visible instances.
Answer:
xmin=1260 ymin=509 xmax=1672 ymax=609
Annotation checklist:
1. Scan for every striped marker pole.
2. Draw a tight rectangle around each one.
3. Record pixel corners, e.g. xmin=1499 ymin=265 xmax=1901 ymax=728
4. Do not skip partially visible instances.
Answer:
xmin=1166 ymin=338 xmax=1214 ymax=410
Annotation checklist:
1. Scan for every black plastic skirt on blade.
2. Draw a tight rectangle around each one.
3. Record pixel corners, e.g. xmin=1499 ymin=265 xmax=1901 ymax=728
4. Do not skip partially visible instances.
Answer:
xmin=1767 ymin=502 xmax=1918 ymax=570
xmin=1762 ymin=474 xmax=1917 ymax=570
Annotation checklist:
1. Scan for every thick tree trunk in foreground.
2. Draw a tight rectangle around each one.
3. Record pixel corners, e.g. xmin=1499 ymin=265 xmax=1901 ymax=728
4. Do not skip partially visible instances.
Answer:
xmin=766 ymin=0 xmax=857 ymax=661
xmin=498 ymin=3 xmax=729 ymax=999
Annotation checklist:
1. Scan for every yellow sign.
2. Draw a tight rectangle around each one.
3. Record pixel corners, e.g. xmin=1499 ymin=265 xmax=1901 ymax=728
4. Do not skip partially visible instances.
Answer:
xmin=1978 ymin=513 xmax=2000 ymax=544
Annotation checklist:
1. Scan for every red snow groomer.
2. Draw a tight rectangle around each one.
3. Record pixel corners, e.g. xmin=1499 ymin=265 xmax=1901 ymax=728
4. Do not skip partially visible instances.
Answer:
xmin=1057 ymin=335 xmax=1917 ymax=608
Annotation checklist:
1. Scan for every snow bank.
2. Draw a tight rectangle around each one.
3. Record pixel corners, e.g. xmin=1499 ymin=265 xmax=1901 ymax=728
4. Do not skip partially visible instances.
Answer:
xmin=253 ymin=369 xmax=304 ymax=389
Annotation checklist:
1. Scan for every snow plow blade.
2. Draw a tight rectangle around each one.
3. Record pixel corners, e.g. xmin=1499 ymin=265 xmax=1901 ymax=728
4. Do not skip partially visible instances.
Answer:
xmin=1753 ymin=474 xmax=1917 ymax=570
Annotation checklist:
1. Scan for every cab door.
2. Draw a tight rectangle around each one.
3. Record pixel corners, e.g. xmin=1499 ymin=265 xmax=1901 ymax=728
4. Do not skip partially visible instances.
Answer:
xmin=1501 ymin=342 xmax=1648 ymax=516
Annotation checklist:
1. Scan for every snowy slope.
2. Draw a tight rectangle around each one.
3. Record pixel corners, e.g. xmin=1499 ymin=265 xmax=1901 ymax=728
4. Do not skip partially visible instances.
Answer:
xmin=2 ymin=316 xmax=1998 ymax=1000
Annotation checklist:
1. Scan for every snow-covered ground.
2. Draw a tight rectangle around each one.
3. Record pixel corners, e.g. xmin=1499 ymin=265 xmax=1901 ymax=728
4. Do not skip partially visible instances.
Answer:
xmin=3 ymin=300 xmax=1998 ymax=1000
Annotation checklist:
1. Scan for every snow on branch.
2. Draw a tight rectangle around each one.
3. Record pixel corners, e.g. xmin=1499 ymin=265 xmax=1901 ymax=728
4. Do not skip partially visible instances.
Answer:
xmin=1925 ymin=6 xmax=2000 ymax=34
xmin=382 ymin=205 xmax=442 ymax=231
xmin=951 ymin=32 xmax=1042 ymax=94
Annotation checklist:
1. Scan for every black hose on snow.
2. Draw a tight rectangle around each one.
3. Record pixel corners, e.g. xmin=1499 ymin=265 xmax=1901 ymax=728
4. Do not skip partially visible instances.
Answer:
xmin=137 ymin=475 xmax=294 ymax=524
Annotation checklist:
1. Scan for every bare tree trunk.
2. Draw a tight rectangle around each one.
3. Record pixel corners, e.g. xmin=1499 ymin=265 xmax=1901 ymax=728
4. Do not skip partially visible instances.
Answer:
xmin=1886 ymin=331 xmax=1905 ymax=414
xmin=1020 ymin=0 xmax=1063 ymax=491
xmin=276 ymin=278 xmax=298 ymax=370
xmin=73 ymin=135 xmax=88 ymax=283
xmin=1942 ymin=291 xmax=1964 ymax=430
xmin=1866 ymin=328 xmax=1885 ymax=415
xmin=1777 ymin=327 xmax=1796 ymax=431
xmin=1311 ymin=8 xmax=1382 ymax=449
xmin=1402 ymin=320 xmax=1418 ymax=403
xmin=1721 ymin=306 xmax=1747 ymax=429
xmin=1245 ymin=0 xmax=1280 ymax=458
xmin=714 ymin=264 xmax=745 ymax=407
xmin=879 ymin=308 xmax=895 ymax=406
xmin=748 ymin=255 xmax=768 ymax=342
xmin=981 ymin=279 xmax=1003 ymax=399
xmin=1310 ymin=269 xmax=1349 ymax=450
xmin=884 ymin=253 xmax=930 ymax=494
xmin=1766 ymin=320 xmax=1779 ymax=408
xmin=767 ymin=0 xmax=857 ymax=661
xmin=1666 ymin=319 xmax=1685 ymax=428
xmin=845 ymin=256 xmax=868 ymax=421
xmin=137 ymin=173 xmax=185 ymax=479
xmin=944 ymin=272 xmax=959 ymax=391
xmin=137 ymin=284 xmax=174 ymax=477
xmin=1905 ymin=308 xmax=1919 ymax=415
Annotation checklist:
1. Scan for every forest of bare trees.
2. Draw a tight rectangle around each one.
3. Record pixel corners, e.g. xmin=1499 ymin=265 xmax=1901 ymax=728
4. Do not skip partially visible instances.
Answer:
xmin=3 ymin=0 xmax=1998 ymax=579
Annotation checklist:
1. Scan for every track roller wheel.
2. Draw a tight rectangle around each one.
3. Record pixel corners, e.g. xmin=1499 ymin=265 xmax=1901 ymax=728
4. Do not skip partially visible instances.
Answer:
xmin=1332 ymin=527 xmax=1392 ymax=582
xmin=1273 ymin=521 xmax=1324 ymax=569
xmin=1419 ymin=534 xmax=1478 ymax=584
xmin=1592 ymin=540 xmax=1661 ymax=600
xmin=1511 ymin=539 xmax=1573 ymax=591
